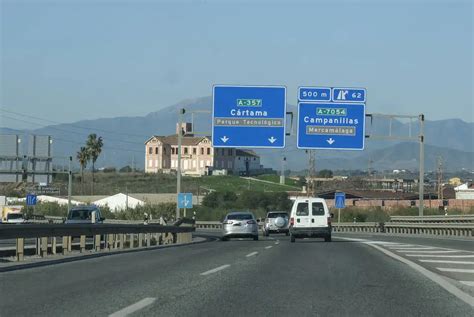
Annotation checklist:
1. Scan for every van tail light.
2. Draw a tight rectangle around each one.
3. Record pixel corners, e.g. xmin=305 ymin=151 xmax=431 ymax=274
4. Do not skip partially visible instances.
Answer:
xmin=327 ymin=217 xmax=331 ymax=226
xmin=290 ymin=217 xmax=294 ymax=226
xmin=247 ymin=220 xmax=256 ymax=225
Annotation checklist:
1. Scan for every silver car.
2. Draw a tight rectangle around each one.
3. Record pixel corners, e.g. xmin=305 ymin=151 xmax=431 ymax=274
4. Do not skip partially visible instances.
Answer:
xmin=222 ymin=212 xmax=259 ymax=241
xmin=263 ymin=211 xmax=289 ymax=236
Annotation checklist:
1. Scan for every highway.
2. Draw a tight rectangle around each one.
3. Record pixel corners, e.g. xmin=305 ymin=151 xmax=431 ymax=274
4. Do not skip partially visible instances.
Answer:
xmin=1 ymin=231 xmax=473 ymax=316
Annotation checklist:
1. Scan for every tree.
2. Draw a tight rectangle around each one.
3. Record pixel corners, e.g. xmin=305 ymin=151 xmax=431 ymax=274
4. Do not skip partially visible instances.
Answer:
xmin=76 ymin=146 xmax=89 ymax=194
xmin=317 ymin=169 xmax=333 ymax=178
xmin=86 ymin=133 xmax=104 ymax=194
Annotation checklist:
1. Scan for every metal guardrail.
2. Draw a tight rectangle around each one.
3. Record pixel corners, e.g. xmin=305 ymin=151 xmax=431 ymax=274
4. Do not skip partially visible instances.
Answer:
xmin=331 ymin=222 xmax=381 ymax=233
xmin=390 ymin=215 xmax=474 ymax=223
xmin=195 ymin=220 xmax=473 ymax=237
xmin=0 ymin=220 xmax=196 ymax=262
xmin=384 ymin=222 xmax=474 ymax=237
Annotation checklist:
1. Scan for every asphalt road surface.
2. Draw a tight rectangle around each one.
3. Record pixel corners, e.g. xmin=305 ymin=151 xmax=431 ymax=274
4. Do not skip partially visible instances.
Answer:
xmin=1 ymin=231 xmax=473 ymax=316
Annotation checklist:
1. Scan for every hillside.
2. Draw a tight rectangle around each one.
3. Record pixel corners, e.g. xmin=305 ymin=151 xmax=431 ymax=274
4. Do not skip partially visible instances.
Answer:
xmin=1 ymin=96 xmax=473 ymax=171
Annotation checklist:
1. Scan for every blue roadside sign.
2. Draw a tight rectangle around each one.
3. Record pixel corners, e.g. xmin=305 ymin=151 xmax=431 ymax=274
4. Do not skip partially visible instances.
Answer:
xmin=335 ymin=192 xmax=346 ymax=209
xmin=26 ymin=194 xmax=37 ymax=206
xmin=332 ymin=88 xmax=366 ymax=103
xmin=178 ymin=193 xmax=193 ymax=209
xmin=297 ymin=86 xmax=366 ymax=150
xmin=212 ymin=85 xmax=286 ymax=148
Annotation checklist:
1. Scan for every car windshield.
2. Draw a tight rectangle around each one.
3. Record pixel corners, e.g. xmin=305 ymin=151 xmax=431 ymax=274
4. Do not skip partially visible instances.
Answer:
xmin=7 ymin=213 xmax=23 ymax=220
xmin=227 ymin=214 xmax=253 ymax=220
xmin=267 ymin=213 xmax=288 ymax=218
xmin=68 ymin=209 xmax=93 ymax=220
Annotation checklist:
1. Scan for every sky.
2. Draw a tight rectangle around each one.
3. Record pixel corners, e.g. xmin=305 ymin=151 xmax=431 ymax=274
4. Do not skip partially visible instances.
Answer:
xmin=1 ymin=0 xmax=473 ymax=129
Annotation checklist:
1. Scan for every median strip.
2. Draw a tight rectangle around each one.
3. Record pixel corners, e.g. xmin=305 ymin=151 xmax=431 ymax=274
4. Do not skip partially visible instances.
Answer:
xmin=109 ymin=297 xmax=156 ymax=317
xmin=200 ymin=264 xmax=231 ymax=276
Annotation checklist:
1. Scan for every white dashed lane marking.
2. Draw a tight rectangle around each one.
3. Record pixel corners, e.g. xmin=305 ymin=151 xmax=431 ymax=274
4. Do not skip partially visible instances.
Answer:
xmin=437 ymin=268 xmax=474 ymax=273
xmin=265 ymin=246 xmax=273 ymax=249
xmin=109 ymin=297 xmax=156 ymax=317
xmin=406 ymin=254 xmax=474 ymax=258
xmin=460 ymin=281 xmax=474 ymax=286
xmin=200 ymin=264 xmax=231 ymax=276
xmin=246 ymin=252 xmax=258 ymax=257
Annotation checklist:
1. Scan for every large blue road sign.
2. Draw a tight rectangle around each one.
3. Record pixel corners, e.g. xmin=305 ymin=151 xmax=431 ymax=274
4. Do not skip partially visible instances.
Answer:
xmin=26 ymin=194 xmax=37 ymax=206
xmin=335 ymin=192 xmax=346 ymax=209
xmin=212 ymin=85 xmax=286 ymax=148
xmin=297 ymin=102 xmax=365 ymax=150
xmin=178 ymin=193 xmax=193 ymax=209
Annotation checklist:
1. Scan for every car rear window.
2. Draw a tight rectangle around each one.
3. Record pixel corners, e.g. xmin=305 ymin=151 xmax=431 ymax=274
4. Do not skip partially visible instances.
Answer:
xmin=227 ymin=214 xmax=253 ymax=220
xmin=295 ymin=202 xmax=309 ymax=216
xmin=68 ymin=209 xmax=94 ymax=220
xmin=267 ymin=213 xmax=288 ymax=218
xmin=312 ymin=202 xmax=325 ymax=215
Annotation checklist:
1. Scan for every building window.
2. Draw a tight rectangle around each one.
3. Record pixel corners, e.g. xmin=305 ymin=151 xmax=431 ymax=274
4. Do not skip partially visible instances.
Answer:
xmin=155 ymin=147 xmax=159 ymax=155
xmin=148 ymin=147 xmax=152 ymax=154
xmin=206 ymin=160 xmax=210 ymax=166
xmin=238 ymin=157 xmax=241 ymax=160
xmin=148 ymin=160 xmax=152 ymax=167
xmin=207 ymin=148 xmax=211 ymax=155
xmin=201 ymin=148 xmax=204 ymax=155
xmin=227 ymin=149 xmax=231 ymax=156
xmin=164 ymin=147 xmax=167 ymax=154
xmin=253 ymin=157 xmax=256 ymax=161
xmin=200 ymin=161 xmax=204 ymax=168
xmin=184 ymin=147 xmax=188 ymax=154
xmin=193 ymin=147 xmax=197 ymax=155
xmin=155 ymin=159 xmax=158 ymax=167
xmin=228 ymin=161 xmax=232 ymax=169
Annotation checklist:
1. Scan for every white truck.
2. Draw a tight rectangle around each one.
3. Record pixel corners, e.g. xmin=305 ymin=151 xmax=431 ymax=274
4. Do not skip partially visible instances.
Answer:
xmin=1 ymin=205 xmax=25 ymax=224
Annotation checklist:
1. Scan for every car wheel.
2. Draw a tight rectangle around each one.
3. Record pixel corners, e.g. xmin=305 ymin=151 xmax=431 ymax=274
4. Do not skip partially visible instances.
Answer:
xmin=253 ymin=235 xmax=259 ymax=241
xmin=222 ymin=236 xmax=228 ymax=241
xmin=290 ymin=235 xmax=296 ymax=243
xmin=324 ymin=235 xmax=332 ymax=242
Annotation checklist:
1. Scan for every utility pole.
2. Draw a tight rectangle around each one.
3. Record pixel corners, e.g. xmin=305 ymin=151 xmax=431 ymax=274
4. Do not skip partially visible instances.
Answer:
xmin=176 ymin=108 xmax=185 ymax=220
xmin=280 ymin=156 xmax=286 ymax=185
xmin=437 ymin=156 xmax=444 ymax=202
xmin=68 ymin=156 xmax=72 ymax=212
xmin=419 ymin=114 xmax=425 ymax=216
xmin=306 ymin=150 xmax=316 ymax=196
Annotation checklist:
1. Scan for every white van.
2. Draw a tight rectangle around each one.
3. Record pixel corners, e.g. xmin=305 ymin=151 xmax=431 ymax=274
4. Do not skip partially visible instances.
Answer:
xmin=289 ymin=197 xmax=333 ymax=243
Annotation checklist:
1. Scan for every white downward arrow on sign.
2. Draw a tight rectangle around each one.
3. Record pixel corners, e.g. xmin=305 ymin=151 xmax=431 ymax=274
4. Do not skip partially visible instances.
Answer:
xmin=327 ymin=138 xmax=335 ymax=145
xmin=268 ymin=136 xmax=277 ymax=144
xmin=221 ymin=136 xmax=229 ymax=143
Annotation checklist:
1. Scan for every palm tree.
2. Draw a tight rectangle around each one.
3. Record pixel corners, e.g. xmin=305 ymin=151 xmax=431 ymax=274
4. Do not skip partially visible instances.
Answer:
xmin=76 ymin=146 xmax=89 ymax=194
xmin=86 ymin=133 xmax=104 ymax=195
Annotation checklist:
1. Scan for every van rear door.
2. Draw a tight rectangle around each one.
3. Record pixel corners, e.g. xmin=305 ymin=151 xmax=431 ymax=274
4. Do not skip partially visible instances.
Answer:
xmin=293 ymin=200 xmax=312 ymax=228
xmin=311 ymin=201 xmax=328 ymax=227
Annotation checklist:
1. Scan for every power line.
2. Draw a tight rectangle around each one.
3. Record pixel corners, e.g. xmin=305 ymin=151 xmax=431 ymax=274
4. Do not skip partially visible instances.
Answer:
xmin=1 ymin=114 xmax=146 ymax=146
xmin=0 ymin=107 xmax=151 ymax=139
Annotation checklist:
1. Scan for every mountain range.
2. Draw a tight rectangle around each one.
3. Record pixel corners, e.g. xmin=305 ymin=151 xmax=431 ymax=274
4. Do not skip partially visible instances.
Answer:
xmin=1 ymin=96 xmax=473 ymax=172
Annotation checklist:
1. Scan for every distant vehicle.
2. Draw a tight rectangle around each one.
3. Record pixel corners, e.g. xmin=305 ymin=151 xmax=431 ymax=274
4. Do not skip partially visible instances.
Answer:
xmin=1 ymin=205 xmax=25 ymax=224
xmin=65 ymin=205 xmax=104 ymax=224
xmin=262 ymin=211 xmax=289 ymax=236
xmin=289 ymin=197 xmax=333 ymax=243
xmin=222 ymin=211 xmax=259 ymax=241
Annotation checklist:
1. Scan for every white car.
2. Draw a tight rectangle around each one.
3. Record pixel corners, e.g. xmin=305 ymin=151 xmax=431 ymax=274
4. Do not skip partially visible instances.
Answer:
xmin=289 ymin=197 xmax=333 ymax=243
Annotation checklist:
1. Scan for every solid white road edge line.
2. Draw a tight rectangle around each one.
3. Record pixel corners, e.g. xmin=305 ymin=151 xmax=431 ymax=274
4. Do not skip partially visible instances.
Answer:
xmin=337 ymin=237 xmax=474 ymax=308
xmin=437 ymin=268 xmax=474 ymax=273
xmin=402 ymin=250 xmax=460 ymax=254
xmin=265 ymin=246 xmax=273 ymax=249
xmin=246 ymin=252 xmax=258 ymax=257
xmin=200 ymin=264 xmax=231 ymax=276
xmin=109 ymin=297 xmax=156 ymax=317
xmin=460 ymin=281 xmax=474 ymax=286
xmin=406 ymin=254 xmax=474 ymax=258
xmin=420 ymin=260 xmax=474 ymax=264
